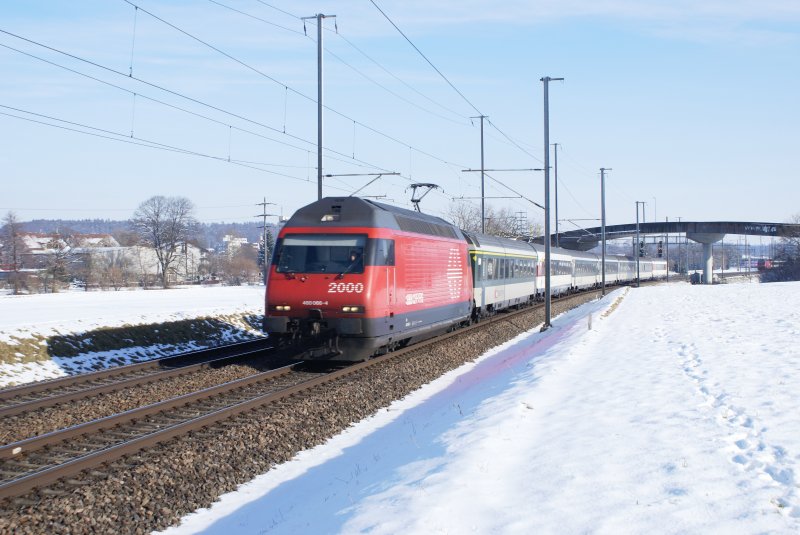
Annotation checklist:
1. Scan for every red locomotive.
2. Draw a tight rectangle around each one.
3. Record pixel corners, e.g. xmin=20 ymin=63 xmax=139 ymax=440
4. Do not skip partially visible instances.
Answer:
xmin=264 ymin=197 xmax=473 ymax=360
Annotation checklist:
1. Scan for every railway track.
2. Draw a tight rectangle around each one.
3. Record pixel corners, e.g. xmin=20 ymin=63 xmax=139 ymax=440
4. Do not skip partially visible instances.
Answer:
xmin=0 ymin=363 xmax=331 ymax=500
xmin=0 ymin=338 xmax=274 ymax=418
xmin=0 ymin=286 xmax=641 ymax=503
xmin=1 ymin=289 xmax=621 ymax=533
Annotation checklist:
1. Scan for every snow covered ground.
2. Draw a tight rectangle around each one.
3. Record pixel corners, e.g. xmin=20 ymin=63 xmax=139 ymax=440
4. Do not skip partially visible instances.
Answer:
xmin=0 ymin=286 xmax=265 ymax=342
xmin=160 ymin=281 xmax=800 ymax=534
xmin=0 ymin=286 xmax=266 ymax=386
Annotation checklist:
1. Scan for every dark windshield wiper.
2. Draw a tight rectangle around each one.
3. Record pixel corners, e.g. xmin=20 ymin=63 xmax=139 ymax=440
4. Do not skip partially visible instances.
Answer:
xmin=282 ymin=269 xmax=297 ymax=280
xmin=336 ymin=264 xmax=358 ymax=280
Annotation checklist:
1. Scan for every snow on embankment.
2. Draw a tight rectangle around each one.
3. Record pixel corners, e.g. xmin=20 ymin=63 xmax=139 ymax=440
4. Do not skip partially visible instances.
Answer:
xmin=0 ymin=286 xmax=266 ymax=387
xmin=163 ymin=281 xmax=800 ymax=534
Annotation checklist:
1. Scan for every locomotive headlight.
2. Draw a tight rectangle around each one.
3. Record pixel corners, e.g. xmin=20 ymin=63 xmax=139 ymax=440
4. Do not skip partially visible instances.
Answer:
xmin=342 ymin=306 xmax=364 ymax=313
xmin=274 ymin=305 xmax=291 ymax=311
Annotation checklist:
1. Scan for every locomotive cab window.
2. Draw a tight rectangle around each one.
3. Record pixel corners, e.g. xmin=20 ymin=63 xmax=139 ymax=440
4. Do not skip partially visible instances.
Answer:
xmin=276 ymin=234 xmax=366 ymax=274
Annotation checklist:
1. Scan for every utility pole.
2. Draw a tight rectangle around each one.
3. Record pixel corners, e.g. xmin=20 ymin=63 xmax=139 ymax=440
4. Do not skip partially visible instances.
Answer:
xmin=635 ymin=201 xmax=645 ymax=287
xmin=676 ymin=216 xmax=683 ymax=275
xmin=255 ymin=197 xmax=277 ymax=285
xmin=652 ymin=196 xmax=657 ymax=223
xmin=665 ymin=216 xmax=669 ymax=282
xmin=553 ymin=143 xmax=560 ymax=247
xmin=302 ymin=13 xmax=336 ymax=200
xmin=600 ymin=167 xmax=611 ymax=296
xmin=541 ymin=76 xmax=563 ymax=330
xmin=472 ymin=115 xmax=488 ymax=233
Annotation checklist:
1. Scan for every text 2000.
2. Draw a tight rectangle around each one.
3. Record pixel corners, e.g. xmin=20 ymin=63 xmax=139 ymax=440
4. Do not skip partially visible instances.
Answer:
xmin=328 ymin=282 xmax=364 ymax=293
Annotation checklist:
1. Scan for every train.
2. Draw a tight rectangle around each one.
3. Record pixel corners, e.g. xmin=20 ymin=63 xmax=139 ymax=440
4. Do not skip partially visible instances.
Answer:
xmin=264 ymin=197 xmax=667 ymax=360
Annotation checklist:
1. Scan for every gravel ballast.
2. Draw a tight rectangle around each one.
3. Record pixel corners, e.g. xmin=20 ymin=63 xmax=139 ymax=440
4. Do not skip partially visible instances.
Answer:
xmin=0 ymin=294 xmax=599 ymax=534
xmin=1 ymin=363 xmax=271 ymax=444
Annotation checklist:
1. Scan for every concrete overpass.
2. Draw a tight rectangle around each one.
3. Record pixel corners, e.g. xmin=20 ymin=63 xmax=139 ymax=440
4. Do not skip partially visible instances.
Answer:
xmin=538 ymin=221 xmax=800 ymax=284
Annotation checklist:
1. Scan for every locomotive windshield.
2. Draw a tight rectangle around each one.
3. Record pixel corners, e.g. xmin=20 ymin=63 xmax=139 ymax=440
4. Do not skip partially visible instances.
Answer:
xmin=275 ymin=234 xmax=366 ymax=274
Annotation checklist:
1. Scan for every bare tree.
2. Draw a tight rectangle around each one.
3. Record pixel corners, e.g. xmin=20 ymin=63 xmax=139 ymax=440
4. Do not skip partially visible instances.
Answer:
xmin=1 ymin=211 xmax=25 ymax=294
xmin=447 ymin=201 xmax=481 ymax=232
xmin=446 ymin=201 xmax=542 ymax=238
xmin=131 ymin=196 xmax=197 ymax=288
xmin=220 ymin=245 xmax=260 ymax=285
xmin=96 ymin=250 xmax=133 ymax=290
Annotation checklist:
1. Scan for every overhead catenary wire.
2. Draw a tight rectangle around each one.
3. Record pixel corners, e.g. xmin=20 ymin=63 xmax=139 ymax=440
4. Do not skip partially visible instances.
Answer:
xmin=365 ymin=0 xmax=545 ymax=171
xmin=4 ymin=3 xmax=575 ymax=221
xmin=0 ymin=38 xmax=396 ymax=176
xmin=333 ymin=32 xmax=468 ymax=122
xmin=365 ymin=0 xmax=550 ymax=216
xmin=207 ymin=0 xmax=304 ymax=35
xmin=7 ymin=4 xmax=525 ymax=215
xmin=368 ymin=0 xmax=483 ymax=117
xmin=128 ymin=5 xmax=138 ymax=77
xmin=203 ymin=2 xmax=480 ymax=202
xmin=119 ymin=1 xmax=469 ymax=174
xmin=252 ymin=0 xmax=300 ymax=20
xmin=237 ymin=0 xmax=473 ymax=123
xmin=211 ymin=0 xmax=469 ymax=124
xmin=0 ymin=105 xmax=359 ymax=190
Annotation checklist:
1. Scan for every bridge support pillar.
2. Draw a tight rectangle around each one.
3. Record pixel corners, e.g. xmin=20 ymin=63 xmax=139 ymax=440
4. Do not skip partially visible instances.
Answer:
xmin=687 ymin=232 xmax=725 ymax=284
xmin=703 ymin=243 xmax=714 ymax=284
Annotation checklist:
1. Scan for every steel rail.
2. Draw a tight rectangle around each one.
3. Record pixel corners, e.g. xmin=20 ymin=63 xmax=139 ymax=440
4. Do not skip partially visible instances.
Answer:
xmin=0 ymin=365 xmax=298 ymax=461
xmin=0 ymin=338 xmax=273 ymax=417
xmin=0 ymin=364 xmax=307 ymax=499
xmin=0 ymin=289 xmax=613 ymax=500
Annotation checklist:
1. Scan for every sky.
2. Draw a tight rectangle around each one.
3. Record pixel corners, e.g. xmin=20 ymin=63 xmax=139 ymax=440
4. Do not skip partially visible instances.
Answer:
xmin=155 ymin=280 xmax=798 ymax=534
xmin=2 ymin=1 xmax=799 ymax=229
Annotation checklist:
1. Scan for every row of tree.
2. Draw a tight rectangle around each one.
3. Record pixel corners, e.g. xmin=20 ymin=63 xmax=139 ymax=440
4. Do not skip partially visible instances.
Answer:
xmin=1 ymin=196 xmax=267 ymax=294
xmin=5 ymin=196 xmax=798 ymax=293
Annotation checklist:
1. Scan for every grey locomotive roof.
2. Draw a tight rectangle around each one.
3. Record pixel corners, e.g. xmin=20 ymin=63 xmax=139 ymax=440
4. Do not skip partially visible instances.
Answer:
xmin=284 ymin=197 xmax=462 ymax=240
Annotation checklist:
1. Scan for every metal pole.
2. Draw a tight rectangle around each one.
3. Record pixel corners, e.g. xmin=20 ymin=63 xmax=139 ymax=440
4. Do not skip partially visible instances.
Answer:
xmin=302 ymin=14 xmax=335 ymax=200
xmin=553 ymin=143 xmax=559 ymax=247
xmin=477 ymin=116 xmax=487 ymax=233
xmin=600 ymin=167 xmax=610 ymax=296
xmin=635 ymin=201 xmax=643 ymax=287
xmin=316 ymin=14 xmax=323 ymax=200
xmin=540 ymin=76 xmax=562 ymax=330
xmin=686 ymin=226 xmax=689 ymax=278
xmin=255 ymin=197 xmax=276 ymax=285
xmin=665 ymin=216 xmax=669 ymax=282
xmin=266 ymin=197 xmax=269 ymax=286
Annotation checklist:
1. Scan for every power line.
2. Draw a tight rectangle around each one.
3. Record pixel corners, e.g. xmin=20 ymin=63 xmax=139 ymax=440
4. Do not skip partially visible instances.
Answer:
xmin=207 ymin=0 xmax=303 ymax=35
xmin=324 ymin=45 xmax=469 ymax=126
xmin=0 ymin=105 xmax=356 ymax=192
xmin=4 ymin=6 xmax=522 ymax=217
xmin=214 ymin=0 xmax=474 ymax=129
xmin=0 ymin=34 xmax=400 ymax=177
xmin=334 ymin=32 xmax=468 ymax=122
xmin=120 ymin=2 xmax=470 ymax=173
xmin=122 ymin=4 xmax=523 ymax=209
xmin=0 ymin=42 xmax=309 ymax=154
xmin=368 ymin=0 xmax=483 ymax=116
xmin=252 ymin=0 xmax=301 ymax=20
xmin=364 ymin=0 xmax=546 ymax=211
xmin=486 ymin=118 xmax=543 ymax=163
